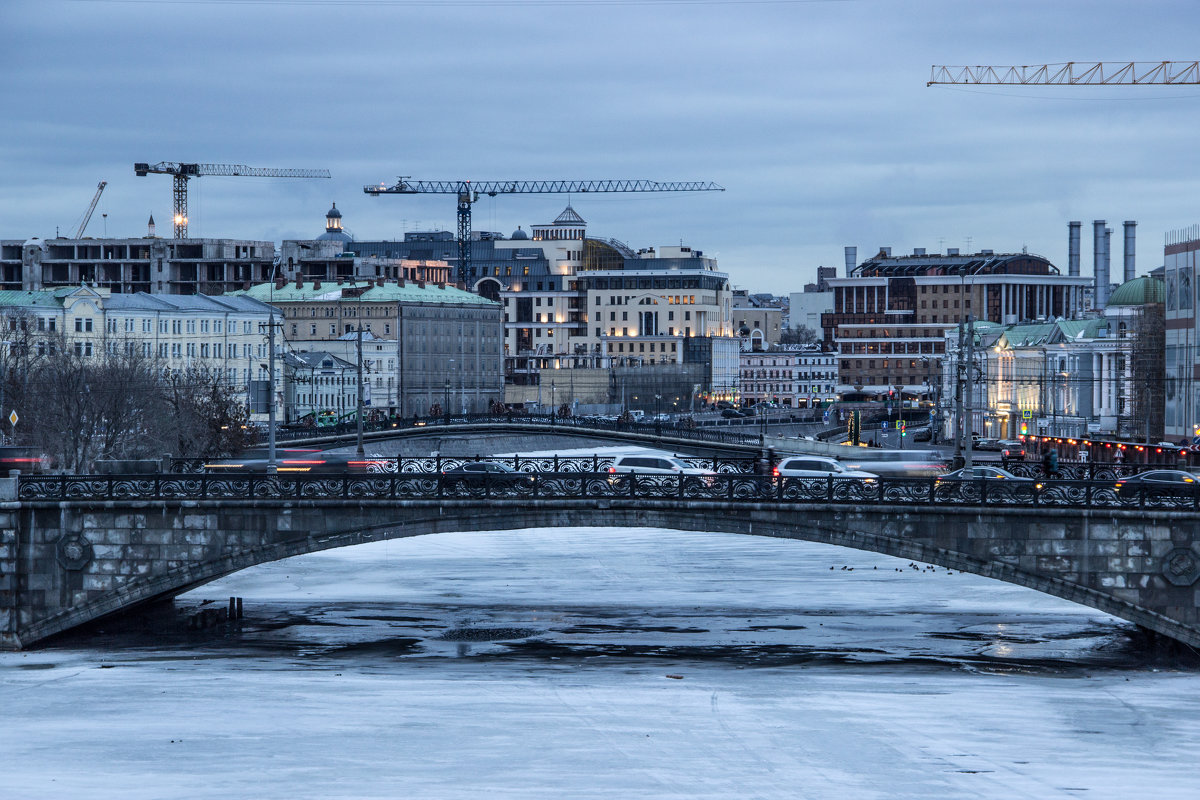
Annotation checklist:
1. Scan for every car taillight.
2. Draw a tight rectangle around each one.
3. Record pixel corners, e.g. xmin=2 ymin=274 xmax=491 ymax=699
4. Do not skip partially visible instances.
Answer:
xmin=608 ymin=467 xmax=616 ymax=473
xmin=772 ymin=468 xmax=779 ymax=476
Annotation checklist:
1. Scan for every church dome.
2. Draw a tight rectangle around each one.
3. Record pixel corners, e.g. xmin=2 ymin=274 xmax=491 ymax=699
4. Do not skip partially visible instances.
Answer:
xmin=325 ymin=203 xmax=342 ymax=220
xmin=511 ymin=226 xmax=529 ymax=240
xmin=1107 ymin=276 xmax=1164 ymax=307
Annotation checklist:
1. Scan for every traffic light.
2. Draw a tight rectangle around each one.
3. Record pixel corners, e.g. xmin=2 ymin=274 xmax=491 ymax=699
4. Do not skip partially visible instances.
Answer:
xmin=1020 ymin=422 xmax=1028 ymax=435
xmin=900 ymin=422 xmax=907 ymax=437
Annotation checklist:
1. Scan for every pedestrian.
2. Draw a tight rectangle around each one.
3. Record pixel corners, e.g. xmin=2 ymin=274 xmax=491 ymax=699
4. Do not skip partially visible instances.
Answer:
xmin=1049 ymin=449 xmax=1059 ymax=476
xmin=1041 ymin=449 xmax=1052 ymax=476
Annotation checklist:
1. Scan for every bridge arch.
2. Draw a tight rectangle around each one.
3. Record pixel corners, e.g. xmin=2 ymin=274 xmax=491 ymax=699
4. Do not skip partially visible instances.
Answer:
xmin=13 ymin=499 xmax=1196 ymax=649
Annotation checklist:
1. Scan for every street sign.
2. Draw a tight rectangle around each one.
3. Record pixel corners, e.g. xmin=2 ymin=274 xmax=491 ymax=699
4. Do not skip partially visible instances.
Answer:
xmin=881 ymin=422 xmax=888 ymax=430
xmin=7 ymin=410 xmax=17 ymax=427
xmin=1021 ymin=409 xmax=1032 ymax=419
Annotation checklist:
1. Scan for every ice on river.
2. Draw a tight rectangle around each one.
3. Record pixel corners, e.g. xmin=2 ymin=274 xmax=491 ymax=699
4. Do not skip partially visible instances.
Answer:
xmin=2 ymin=525 xmax=1199 ymax=798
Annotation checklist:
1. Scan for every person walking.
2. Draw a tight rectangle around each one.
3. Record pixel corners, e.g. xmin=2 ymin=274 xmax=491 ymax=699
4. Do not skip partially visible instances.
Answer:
xmin=1049 ymin=449 xmax=1059 ymax=477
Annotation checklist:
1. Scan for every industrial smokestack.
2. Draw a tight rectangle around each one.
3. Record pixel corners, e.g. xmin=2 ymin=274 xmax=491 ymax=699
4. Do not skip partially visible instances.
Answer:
xmin=1068 ymin=221 xmax=1081 ymax=276
xmin=1093 ymin=220 xmax=1109 ymax=309
xmin=844 ymin=246 xmax=857 ymax=274
xmin=1123 ymin=220 xmax=1137 ymax=282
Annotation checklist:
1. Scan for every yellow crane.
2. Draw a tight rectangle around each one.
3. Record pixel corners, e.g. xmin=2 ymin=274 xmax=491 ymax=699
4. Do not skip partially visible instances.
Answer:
xmin=928 ymin=61 xmax=1200 ymax=87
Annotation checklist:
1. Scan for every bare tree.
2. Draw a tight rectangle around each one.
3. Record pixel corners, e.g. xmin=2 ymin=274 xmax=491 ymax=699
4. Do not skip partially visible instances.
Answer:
xmin=157 ymin=364 xmax=252 ymax=458
xmin=779 ymin=325 xmax=819 ymax=346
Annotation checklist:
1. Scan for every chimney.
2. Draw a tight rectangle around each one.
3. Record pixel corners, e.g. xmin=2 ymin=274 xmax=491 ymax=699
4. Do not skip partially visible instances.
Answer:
xmin=1093 ymin=220 xmax=1109 ymax=309
xmin=244 ymin=281 xmax=252 ymax=291
xmin=295 ymin=275 xmax=302 ymax=289
xmin=1068 ymin=221 xmax=1081 ymax=276
xmin=274 ymin=275 xmax=285 ymax=291
xmin=844 ymin=246 xmax=857 ymax=274
xmin=456 ymin=281 xmax=465 ymax=291
xmin=438 ymin=281 xmax=446 ymax=290
xmin=313 ymin=279 xmax=321 ymax=290
xmin=398 ymin=277 xmax=406 ymax=287
xmin=418 ymin=280 xmax=425 ymax=289
xmin=1123 ymin=220 xmax=1136 ymax=282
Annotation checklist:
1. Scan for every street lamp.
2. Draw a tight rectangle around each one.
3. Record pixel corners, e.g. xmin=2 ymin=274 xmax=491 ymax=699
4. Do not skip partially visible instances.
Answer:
xmin=655 ymin=393 xmax=662 ymax=434
xmin=444 ymin=378 xmax=450 ymax=422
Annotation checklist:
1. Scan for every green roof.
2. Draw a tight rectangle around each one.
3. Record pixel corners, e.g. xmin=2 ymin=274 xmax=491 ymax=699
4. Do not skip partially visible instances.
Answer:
xmin=1107 ymin=276 xmax=1164 ymax=307
xmin=230 ymin=281 xmax=498 ymax=306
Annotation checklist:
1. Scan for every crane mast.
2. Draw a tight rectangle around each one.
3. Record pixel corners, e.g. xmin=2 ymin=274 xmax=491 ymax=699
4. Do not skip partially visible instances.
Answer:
xmin=364 ymin=177 xmax=725 ymax=284
xmin=134 ymin=161 xmax=331 ymax=238
xmin=74 ymin=181 xmax=107 ymax=239
xmin=928 ymin=61 xmax=1200 ymax=86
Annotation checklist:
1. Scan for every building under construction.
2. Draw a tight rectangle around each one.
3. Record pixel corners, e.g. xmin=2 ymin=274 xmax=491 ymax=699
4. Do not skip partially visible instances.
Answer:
xmin=0 ymin=230 xmax=275 ymax=295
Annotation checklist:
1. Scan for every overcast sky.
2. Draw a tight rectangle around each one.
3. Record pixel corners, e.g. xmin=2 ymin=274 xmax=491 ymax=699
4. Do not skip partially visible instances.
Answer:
xmin=4 ymin=0 xmax=1199 ymax=292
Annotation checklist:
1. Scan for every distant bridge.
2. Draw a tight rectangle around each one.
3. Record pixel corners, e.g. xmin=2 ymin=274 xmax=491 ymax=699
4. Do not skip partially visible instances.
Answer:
xmin=5 ymin=464 xmax=1200 ymax=650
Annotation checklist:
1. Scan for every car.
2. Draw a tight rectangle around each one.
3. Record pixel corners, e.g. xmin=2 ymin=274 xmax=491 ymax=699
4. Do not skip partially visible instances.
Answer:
xmin=997 ymin=440 xmax=1026 ymax=460
xmin=721 ymin=408 xmax=747 ymax=418
xmin=935 ymin=465 xmax=1042 ymax=496
xmin=974 ymin=438 xmax=1001 ymax=451
xmin=203 ymin=449 xmax=387 ymax=473
xmin=609 ymin=455 xmax=717 ymax=477
xmin=1113 ymin=470 xmax=1199 ymax=497
xmin=715 ymin=401 xmax=735 ymax=410
xmin=0 ymin=445 xmax=46 ymax=474
xmin=440 ymin=461 xmax=534 ymax=488
xmin=773 ymin=456 xmax=877 ymax=482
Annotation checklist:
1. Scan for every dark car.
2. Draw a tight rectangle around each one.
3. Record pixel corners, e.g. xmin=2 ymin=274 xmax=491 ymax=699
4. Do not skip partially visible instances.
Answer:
xmin=998 ymin=440 xmax=1026 ymax=461
xmin=721 ymin=408 xmax=747 ymax=418
xmin=0 ymin=446 xmax=46 ymax=474
xmin=440 ymin=461 xmax=534 ymax=488
xmin=1113 ymin=470 xmax=1199 ymax=499
xmin=935 ymin=465 xmax=1041 ymax=498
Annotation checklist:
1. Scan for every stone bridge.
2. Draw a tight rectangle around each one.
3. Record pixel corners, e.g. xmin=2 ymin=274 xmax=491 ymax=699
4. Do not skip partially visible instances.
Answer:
xmin=3 ymin=471 xmax=1200 ymax=650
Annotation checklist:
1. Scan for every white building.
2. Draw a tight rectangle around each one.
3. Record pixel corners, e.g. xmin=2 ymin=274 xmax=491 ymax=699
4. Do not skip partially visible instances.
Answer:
xmin=739 ymin=347 xmax=838 ymax=408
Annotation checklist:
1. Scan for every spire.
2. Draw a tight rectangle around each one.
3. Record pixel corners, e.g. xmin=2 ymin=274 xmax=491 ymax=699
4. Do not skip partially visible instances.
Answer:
xmin=147 ymin=214 xmax=156 ymax=237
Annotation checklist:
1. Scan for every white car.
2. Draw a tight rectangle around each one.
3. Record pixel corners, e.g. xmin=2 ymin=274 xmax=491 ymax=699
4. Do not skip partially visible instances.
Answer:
xmin=609 ymin=455 xmax=717 ymax=478
xmin=773 ymin=456 xmax=878 ymax=481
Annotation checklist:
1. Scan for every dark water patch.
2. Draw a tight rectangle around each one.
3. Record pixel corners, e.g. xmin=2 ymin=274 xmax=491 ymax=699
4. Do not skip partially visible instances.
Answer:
xmin=306 ymin=637 xmax=424 ymax=659
xmin=559 ymin=624 xmax=710 ymax=635
xmin=734 ymin=625 xmax=808 ymax=632
xmin=16 ymin=662 xmax=56 ymax=670
xmin=437 ymin=627 xmax=542 ymax=642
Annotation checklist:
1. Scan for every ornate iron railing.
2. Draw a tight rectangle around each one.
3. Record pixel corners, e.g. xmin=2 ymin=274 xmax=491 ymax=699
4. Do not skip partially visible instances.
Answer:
xmin=17 ymin=473 xmax=1200 ymax=509
xmin=169 ymin=454 xmax=761 ymax=474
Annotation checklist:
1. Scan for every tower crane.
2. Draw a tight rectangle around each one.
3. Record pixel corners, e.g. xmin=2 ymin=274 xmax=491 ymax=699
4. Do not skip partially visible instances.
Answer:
xmin=73 ymin=181 xmax=106 ymax=238
xmin=134 ymin=161 xmax=332 ymax=238
xmin=364 ymin=177 xmax=725 ymax=284
xmin=928 ymin=61 xmax=1200 ymax=86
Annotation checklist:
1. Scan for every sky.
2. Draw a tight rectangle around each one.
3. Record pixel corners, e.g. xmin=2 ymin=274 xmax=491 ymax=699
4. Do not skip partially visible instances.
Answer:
xmin=4 ymin=0 xmax=1200 ymax=294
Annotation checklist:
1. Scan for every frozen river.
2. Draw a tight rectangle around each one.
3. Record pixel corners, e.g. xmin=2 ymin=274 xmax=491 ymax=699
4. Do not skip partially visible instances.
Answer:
xmin=2 ymin=448 xmax=1199 ymax=798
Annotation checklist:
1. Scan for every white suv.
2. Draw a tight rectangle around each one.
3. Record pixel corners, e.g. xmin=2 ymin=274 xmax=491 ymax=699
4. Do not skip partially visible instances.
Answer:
xmin=773 ymin=456 xmax=877 ymax=481
xmin=609 ymin=455 xmax=717 ymax=478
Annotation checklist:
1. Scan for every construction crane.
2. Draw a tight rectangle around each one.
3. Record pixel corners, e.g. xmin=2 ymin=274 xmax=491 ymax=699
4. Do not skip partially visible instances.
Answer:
xmin=928 ymin=61 xmax=1200 ymax=87
xmin=364 ymin=177 xmax=725 ymax=283
xmin=134 ymin=161 xmax=332 ymax=238
xmin=73 ymin=181 xmax=106 ymax=238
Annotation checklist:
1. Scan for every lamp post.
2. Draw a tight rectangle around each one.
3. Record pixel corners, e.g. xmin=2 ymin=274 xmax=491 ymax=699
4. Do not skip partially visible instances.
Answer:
xmin=444 ymin=378 xmax=450 ymax=422
xmin=551 ymin=380 xmax=556 ymax=424
xmin=655 ymin=393 xmax=662 ymax=434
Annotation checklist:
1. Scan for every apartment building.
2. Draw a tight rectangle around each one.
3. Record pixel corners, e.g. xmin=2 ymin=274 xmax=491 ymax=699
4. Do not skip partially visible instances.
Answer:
xmin=824 ymin=247 xmax=1090 ymax=392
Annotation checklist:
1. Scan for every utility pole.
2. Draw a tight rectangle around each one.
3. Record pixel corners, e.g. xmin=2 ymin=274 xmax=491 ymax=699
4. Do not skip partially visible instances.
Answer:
xmin=964 ymin=315 xmax=975 ymax=469
xmin=355 ymin=323 xmax=365 ymax=457
xmin=953 ymin=321 xmax=965 ymax=469
xmin=267 ymin=311 xmax=278 ymax=473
